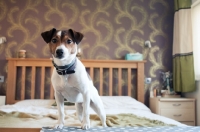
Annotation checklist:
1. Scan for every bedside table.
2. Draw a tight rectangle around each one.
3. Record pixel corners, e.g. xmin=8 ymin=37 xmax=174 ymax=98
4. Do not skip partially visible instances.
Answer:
xmin=0 ymin=96 xmax=6 ymax=106
xmin=150 ymin=97 xmax=196 ymax=126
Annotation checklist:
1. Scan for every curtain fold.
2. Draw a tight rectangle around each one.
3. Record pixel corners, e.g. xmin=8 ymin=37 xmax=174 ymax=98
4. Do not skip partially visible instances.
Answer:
xmin=173 ymin=0 xmax=195 ymax=92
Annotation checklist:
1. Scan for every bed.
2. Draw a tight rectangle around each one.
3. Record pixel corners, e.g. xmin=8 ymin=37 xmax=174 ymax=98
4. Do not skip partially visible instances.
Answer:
xmin=0 ymin=58 xmax=199 ymax=132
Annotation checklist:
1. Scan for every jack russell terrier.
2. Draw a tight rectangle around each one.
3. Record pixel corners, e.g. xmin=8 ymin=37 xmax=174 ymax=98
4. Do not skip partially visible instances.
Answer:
xmin=41 ymin=28 xmax=107 ymax=130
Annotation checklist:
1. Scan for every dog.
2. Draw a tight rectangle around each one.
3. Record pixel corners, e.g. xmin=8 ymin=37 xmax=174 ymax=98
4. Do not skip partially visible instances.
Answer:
xmin=41 ymin=28 xmax=107 ymax=130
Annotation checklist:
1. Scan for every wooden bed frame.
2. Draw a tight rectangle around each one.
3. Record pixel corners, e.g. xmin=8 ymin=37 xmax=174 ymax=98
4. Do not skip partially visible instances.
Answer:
xmin=2 ymin=58 xmax=146 ymax=132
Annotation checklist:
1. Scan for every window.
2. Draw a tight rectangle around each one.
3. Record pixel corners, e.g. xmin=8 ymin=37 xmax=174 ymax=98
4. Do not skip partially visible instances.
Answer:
xmin=192 ymin=0 xmax=200 ymax=80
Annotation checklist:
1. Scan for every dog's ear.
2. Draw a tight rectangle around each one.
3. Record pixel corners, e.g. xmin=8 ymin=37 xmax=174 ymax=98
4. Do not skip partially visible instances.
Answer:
xmin=41 ymin=28 xmax=57 ymax=43
xmin=68 ymin=29 xmax=84 ymax=44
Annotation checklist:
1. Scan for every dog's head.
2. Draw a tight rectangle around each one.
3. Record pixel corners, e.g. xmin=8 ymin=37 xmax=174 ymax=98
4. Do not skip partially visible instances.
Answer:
xmin=41 ymin=28 xmax=83 ymax=61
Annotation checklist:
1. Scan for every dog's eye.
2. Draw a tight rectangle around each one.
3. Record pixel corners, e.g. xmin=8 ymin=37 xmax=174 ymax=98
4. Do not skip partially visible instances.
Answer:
xmin=51 ymin=39 xmax=57 ymax=43
xmin=67 ymin=39 xmax=72 ymax=44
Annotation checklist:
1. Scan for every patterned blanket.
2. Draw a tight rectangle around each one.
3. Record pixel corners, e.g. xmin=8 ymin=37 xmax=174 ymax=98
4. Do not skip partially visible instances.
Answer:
xmin=0 ymin=111 xmax=174 ymax=127
xmin=41 ymin=126 xmax=200 ymax=132
xmin=90 ymin=114 xmax=175 ymax=127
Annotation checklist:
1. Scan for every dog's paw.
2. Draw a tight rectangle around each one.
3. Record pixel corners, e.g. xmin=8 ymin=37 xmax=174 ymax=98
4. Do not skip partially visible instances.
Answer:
xmin=54 ymin=123 xmax=64 ymax=129
xmin=81 ymin=118 xmax=90 ymax=130
xmin=102 ymin=123 xmax=107 ymax=127
xmin=81 ymin=122 xmax=90 ymax=130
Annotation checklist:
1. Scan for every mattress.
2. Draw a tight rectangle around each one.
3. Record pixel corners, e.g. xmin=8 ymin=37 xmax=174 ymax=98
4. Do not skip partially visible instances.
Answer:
xmin=0 ymin=96 xmax=186 ymax=128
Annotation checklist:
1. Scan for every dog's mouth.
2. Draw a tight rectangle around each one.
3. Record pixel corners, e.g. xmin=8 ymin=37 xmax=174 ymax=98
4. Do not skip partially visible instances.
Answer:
xmin=55 ymin=55 xmax=64 ymax=59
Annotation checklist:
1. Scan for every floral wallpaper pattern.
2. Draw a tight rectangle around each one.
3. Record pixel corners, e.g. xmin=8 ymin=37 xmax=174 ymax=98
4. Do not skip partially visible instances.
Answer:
xmin=0 ymin=0 xmax=174 ymax=105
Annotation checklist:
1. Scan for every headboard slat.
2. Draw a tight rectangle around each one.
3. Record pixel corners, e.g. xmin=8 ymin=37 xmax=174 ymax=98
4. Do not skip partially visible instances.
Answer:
xmin=128 ymin=68 xmax=131 ymax=96
xmin=21 ymin=66 xmax=26 ymax=100
xmin=40 ymin=67 xmax=45 ymax=99
xmin=89 ymin=67 xmax=94 ymax=81
xmin=31 ymin=66 xmax=36 ymax=99
xmin=109 ymin=68 xmax=113 ymax=96
xmin=118 ymin=68 xmax=122 ymax=96
xmin=99 ymin=68 xmax=103 ymax=95
xmin=50 ymin=67 xmax=54 ymax=99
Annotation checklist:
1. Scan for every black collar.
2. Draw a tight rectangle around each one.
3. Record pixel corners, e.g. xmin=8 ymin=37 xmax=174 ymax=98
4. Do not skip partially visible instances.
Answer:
xmin=52 ymin=58 xmax=77 ymax=75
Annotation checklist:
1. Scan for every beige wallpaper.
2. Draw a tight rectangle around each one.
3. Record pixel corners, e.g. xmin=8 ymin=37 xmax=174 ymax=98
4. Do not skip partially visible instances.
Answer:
xmin=0 ymin=0 xmax=174 ymax=105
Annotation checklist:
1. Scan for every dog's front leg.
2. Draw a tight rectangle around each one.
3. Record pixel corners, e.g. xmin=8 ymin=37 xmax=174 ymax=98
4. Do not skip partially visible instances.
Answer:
xmin=82 ymin=91 xmax=90 ymax=130
xmin=54 ymin=91 xmax=65 ymax=129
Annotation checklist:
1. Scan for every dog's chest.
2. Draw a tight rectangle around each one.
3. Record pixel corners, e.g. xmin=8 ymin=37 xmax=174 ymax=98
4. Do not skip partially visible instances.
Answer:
xmin=53 ymin=74 xmax=83 ymax=102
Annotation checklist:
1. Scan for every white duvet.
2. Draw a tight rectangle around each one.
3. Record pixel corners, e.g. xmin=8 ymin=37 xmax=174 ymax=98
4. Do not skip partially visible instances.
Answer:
xmin=0 ymin=96 xmax=186 ymax=127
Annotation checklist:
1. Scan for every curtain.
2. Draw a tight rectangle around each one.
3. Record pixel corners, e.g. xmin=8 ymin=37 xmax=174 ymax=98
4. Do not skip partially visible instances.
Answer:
xmin=173 ymin=0 xmax=195 ymax=92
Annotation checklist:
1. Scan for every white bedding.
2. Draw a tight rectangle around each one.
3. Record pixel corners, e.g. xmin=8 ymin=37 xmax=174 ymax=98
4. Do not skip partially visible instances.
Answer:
xmin=0 ymin=96 xmax=186 ymax=127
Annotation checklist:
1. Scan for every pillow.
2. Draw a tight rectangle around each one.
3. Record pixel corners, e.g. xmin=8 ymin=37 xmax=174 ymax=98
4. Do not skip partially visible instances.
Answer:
xmin=100 ymin=96 xmax=151 ymax=112
xmin=14 ymin=99 xmax=55 ymax=107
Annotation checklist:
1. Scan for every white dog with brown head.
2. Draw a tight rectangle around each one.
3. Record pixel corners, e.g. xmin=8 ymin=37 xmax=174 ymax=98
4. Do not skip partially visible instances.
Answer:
xmin=41 ymin=28 xmax=106 ymax=130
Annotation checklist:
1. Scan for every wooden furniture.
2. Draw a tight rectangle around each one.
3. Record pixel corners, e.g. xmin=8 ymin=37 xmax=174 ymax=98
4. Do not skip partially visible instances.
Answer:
xmin=150 ymin=97 xmax=196 ymax=126
xmin=6 ymin=58 xmax=146 ymax=104
xmin=2 ymin=58 xmax=146 ymax=132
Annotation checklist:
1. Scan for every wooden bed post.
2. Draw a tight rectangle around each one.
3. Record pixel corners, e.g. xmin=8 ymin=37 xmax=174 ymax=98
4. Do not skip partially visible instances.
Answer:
xmin=137 ymin=62 xmax=145 ymax=104
xmin=6 ymin=59 xmax=17 ymax=104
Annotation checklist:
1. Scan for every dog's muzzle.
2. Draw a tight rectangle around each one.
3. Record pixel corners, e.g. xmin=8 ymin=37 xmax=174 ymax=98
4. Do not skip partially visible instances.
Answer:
xmin=56 ymin=49 xmax=64 ymax=59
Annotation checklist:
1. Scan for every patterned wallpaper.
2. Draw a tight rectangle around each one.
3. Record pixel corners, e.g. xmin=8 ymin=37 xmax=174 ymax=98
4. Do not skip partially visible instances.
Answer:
xmin=0 ymin=0 xmax=174 ymax=105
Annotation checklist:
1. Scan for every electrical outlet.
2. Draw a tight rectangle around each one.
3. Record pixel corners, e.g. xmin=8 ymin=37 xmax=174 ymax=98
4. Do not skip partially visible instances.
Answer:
xmin=0 ymin=76 xmax=4 ymax=82
xmin=144 ymin=40 xmax=151 ymax=48
xmin=145 ymin=78 xmax=151 ymax=84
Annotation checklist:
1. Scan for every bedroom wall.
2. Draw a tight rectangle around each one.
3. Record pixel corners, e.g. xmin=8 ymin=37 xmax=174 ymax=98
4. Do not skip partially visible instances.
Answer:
xmin=0 ymin=0 xmax=174 ymax=106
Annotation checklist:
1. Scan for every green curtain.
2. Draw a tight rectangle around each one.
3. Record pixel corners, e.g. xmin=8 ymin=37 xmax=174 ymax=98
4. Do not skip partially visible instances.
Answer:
xmin=173 ymin=0 xmax=195 ymax=92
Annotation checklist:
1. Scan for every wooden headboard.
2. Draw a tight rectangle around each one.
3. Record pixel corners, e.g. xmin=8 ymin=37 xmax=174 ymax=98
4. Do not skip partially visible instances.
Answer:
xmin=6 ymin=58 xmax=146 ymax=104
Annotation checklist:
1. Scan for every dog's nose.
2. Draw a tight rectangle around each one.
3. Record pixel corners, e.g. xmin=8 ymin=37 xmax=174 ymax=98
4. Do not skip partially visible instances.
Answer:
xmin=56 ymin=49 xmax=63 ymax=57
